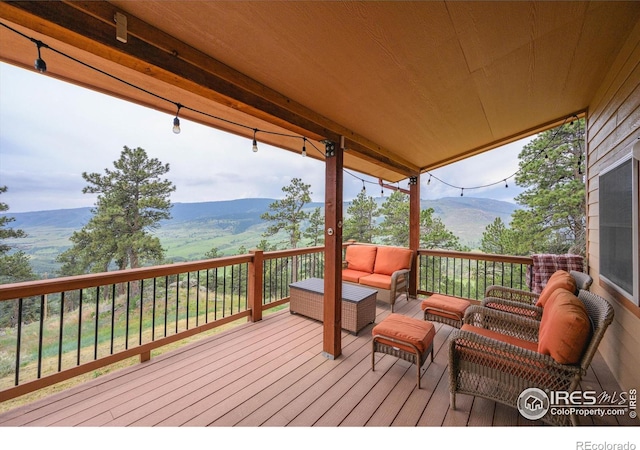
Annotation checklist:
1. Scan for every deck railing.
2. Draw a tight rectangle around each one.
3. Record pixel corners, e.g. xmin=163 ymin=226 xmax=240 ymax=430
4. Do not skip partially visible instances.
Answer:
xmin=0 ymin=244 xmax=530 ymax=402
xmin=0 ymin=246 xmax=326 ymax=402
xmin=417 ymin=249 xmax=533 ymax=301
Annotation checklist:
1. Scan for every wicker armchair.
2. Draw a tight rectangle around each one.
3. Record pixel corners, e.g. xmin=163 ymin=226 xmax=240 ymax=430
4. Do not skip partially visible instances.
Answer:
xmin=481 ymin=270 xmax=593 ymax=321
xmin=448 ymin=289 xmax=614 ymax=426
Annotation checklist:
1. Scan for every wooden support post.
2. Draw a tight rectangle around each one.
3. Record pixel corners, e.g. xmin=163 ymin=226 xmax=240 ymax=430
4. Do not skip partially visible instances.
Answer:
xmin=249 ymin=249 xmax=264 ymax=322
xmin=140 ymin=351 xmax=151 ymax=363
xmin=409 ymin=176 xmax=420 ymax=298
xmin=323 ymin=139 xmax=343 ymax=359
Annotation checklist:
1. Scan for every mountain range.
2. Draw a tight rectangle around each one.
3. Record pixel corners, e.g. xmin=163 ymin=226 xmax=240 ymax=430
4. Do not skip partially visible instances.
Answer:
xmin=3 ymin=197 xmax=519 ymax=275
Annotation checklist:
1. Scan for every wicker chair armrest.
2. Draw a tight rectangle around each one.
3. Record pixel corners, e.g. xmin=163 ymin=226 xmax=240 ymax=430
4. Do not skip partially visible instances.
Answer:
xmin=463 ymin=305 xmax=540 ymax=342
xmin=481 ymin=297 xmax=543 ymax=320
xmin=390 ymin=268 xmax=410 ymax=283
xmin=448 ymin=329 xmax=584 ymax=380
xmin=484 ymin=285 xmax=539 ymax=305
xmin=389 ymin=268 xmax=410 ymax=298
xmin=342 ymin=260 xmax=348 ymax=269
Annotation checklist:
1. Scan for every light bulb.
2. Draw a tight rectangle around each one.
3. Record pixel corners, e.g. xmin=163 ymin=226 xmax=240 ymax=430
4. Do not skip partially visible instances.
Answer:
xmin=172 ymin=116 xmax=181 ymax=134
xmin=34 ymin=57 xmax=46 ymax=73
xmin=34 ymin=42 xmax=46 ymax=73
xmin=252 ymin=129 xmax=259 ymax=152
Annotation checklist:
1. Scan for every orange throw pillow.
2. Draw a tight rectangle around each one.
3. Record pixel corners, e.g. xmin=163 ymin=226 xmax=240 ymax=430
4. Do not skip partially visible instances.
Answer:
xmin=537 ymin=288 xmax=591 ymax=364
xmin=345 ymin=245 xmax=377 ymax=273
xmin=373 ymin=246 xmax=413 ymax=276
xmin=535 ymin=270 xmax=577 ymax=308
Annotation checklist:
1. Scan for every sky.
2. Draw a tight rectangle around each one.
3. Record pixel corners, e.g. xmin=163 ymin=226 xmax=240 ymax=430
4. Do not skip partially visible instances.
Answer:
xmin=0 ymin=61 xmax=532 ymax=213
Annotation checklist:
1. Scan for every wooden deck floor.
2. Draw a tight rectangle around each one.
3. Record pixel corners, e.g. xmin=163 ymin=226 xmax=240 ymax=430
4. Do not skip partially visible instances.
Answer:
xmin=0 ymin=295 xmax=635 ymax=428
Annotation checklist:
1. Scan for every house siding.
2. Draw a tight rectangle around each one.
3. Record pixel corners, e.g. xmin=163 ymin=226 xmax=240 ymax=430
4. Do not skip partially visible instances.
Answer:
xmin=586 ymin=18 xmax=640 ymax=390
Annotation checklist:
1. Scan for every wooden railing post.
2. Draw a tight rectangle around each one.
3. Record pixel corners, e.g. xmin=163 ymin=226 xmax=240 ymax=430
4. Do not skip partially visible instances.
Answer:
xmin=249 ymin=249 xmax=264 ymax=322
xmin=409 ymin=175 xmax=420 ymax=298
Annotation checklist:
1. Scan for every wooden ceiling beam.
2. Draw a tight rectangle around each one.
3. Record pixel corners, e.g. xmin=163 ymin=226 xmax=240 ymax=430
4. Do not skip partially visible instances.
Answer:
xmin=1 ymin=0 xmax=420 ymax=178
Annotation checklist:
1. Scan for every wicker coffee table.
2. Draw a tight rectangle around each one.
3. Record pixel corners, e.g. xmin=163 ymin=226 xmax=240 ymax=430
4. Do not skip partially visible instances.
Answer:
xmin=289 ymin=277 xmax=377 ymax=335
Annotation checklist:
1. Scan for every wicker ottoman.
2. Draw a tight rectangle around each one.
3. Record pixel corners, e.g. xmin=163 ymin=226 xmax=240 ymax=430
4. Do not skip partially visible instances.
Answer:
xmin=289 ymin=278 xmax=377 ymax=335
xmin=421 ymin=294 xmax=471 ymax=328
xmin=371 ymin=313 xmax=435 ymax=388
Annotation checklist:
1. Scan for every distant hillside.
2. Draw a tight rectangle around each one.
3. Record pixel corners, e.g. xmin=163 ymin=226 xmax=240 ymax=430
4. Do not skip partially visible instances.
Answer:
xmin=421 ymin=197 xmax=518 ymax=247
xmin=2 ymin=196 xmax=518 ymax=274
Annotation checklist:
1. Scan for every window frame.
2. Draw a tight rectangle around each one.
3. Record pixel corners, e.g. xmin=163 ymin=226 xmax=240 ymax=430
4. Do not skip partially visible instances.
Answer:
xmin=598 ymin=141 xmax=639 ymax=306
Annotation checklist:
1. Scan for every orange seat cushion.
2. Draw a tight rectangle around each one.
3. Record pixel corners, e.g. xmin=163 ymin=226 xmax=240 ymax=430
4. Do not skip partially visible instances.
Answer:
xmin=358 ymin=273 xmax=392 ymax=290
xmin=537 ymin=288 xmax=591 ymax=364
xmin=342 ymin=268 xmax=372 ymax=283
xmin=372 ymin=313 xmax=435 ymax=354
xmin=461 ymin=324 xmax=539 ymax=353
xmin=535 ymin=270 xmax=577 ymax=308
xmin=373 ymin=246 xmax=413 ymax=276
xmin=421 ymin=294 xmax=471 ymax=320
xmin=345 ymin=245 xmax=377 ymax=273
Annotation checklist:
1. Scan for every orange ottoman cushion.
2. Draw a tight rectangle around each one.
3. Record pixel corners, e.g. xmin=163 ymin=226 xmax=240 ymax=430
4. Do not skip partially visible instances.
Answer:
xmin=372 ymin=313 xmax=435 ymax=354
xmin=421 ymin=294 xmax=471 ymax=321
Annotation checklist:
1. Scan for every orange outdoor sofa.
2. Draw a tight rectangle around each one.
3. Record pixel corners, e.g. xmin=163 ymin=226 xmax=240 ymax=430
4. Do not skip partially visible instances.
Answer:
xmin=342 ymin=244 xmax=413 ymax=312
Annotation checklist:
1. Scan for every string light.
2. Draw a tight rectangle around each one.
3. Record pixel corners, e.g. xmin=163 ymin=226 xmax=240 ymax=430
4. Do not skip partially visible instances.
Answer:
xmin=361 ymin=180 xmax=366 ymax=193
xmin=34 ymin=40 xmax=47 ymax=73
xmin=252 ymin=129 xmax=259 ymax=153
xmin=1 ymin=21 xmax=585 ymax=198
xmin=172 ymin=103 xmax=182 ymax=134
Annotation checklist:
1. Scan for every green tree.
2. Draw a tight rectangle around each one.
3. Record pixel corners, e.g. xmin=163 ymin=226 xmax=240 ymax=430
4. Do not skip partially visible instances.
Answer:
xmin=377 ymin=190 xmax=409 ymax=246
xmin=303 ymin=207 xmax=324 ymax=247
xmin=204 ymin=247 xmax=221 ymax=259
xmin=57 ymin=146 xmax=175 ymax=275
xmin=480 ymin=217 xmax=515 ymax=255
xmin=0 ymin=186 xmax=38 ymax=327
xmin=343 ymin=190 xmax=378 ymax=243
xmin=420 ymin=207 xmax=467 ymax=251
xmin=261 ymin=177 xmax=312 ymax=249
xmin=510 ymin=119 xmax=586 ymax=255
xmin=256 ymin=239 xmax=277 ymax=251
xmin=0 ymin=186 xmax=26 ymax=254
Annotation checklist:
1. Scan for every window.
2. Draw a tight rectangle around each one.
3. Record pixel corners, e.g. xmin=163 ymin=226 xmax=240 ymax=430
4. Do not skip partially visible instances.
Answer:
xmin=599 ymin=142 xmax=640 ymax=306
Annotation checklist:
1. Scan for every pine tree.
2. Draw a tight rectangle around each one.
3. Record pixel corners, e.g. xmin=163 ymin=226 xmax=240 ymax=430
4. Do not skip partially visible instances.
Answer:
xmin=377 ymin=190 xmax=410 ymax=246
xmin=57 ymin=146 xmax=175 ymax=275
xmin=303 ymin=207 xmax=325 ymax=246
xmin=420 ymin=207 xmax=467 ymax=251
xmin=0 ymin=186 xmax=37 ymax=327
xmin=480 ymin=217 xmax=514 ymax=255
xmin=510 ymin=119 xmax=586 ymax=255
xmin=343 ymin=190 xmax=378 ymax=243
xmin=260 ymin=177 xmax=312 ymax=249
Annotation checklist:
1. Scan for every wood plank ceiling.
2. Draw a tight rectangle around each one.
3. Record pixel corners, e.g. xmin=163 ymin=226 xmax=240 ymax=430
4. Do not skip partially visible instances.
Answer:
xmin=1 ymin=1 xmax=639 ymax=182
